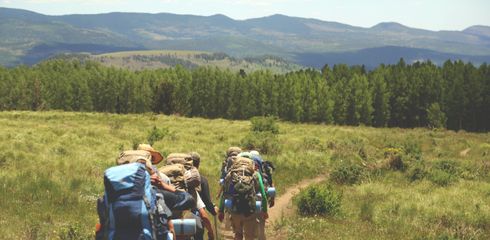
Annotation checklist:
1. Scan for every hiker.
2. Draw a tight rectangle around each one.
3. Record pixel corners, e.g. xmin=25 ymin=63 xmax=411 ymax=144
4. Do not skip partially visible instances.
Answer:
xmin=97 ymin=145 xmax=176 ymax=240
xmin=190 ymin=152 xmax=217 ymax=240
xmin=249 ymin=150 xmax=275 ymax=240
xmin=161 ymin=152 xmax=209 ymax=240
xmin=218 ymin=154 xmax=268 ymax=240
xmin=216 ymin=147 xmax=243 ymax=232
xmin=137 ymin=144 xmax=177 ymax=193
xmin=220 ymin=146 xmax=242 ymax=181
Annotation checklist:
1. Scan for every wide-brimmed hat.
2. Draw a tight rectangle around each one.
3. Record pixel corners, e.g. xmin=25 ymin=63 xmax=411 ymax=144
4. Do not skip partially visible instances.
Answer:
xmin=137 ymin=144 xmax=164 ymax=164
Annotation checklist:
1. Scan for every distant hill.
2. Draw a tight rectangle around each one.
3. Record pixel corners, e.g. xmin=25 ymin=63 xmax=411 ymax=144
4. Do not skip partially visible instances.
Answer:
xmin=297 ymin=46 xmax=490 ymax=69
xmin=1 ymin=7 xmax=490 ymax=68
xmin=53 ymin=50 xmax=303 ymax=73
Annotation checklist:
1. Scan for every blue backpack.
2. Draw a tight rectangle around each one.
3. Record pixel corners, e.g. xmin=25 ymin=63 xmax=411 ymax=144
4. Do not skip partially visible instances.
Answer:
xmin=101 ymin=162 xmax=169 ymax=240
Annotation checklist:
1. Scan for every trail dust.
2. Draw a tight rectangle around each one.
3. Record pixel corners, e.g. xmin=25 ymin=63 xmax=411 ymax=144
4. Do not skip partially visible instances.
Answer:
xmin=217 ymin=174 xmax=328 ymax=240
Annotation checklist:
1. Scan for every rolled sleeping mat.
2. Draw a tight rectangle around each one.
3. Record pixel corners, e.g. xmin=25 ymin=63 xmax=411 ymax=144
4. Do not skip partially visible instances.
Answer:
xmin=267 ymin=187 xmax=276 ymax=198
xmin=224 ymin=199 xmax=262 ymax=212
xmin=172 ymin=219 xmax=197 ymax=236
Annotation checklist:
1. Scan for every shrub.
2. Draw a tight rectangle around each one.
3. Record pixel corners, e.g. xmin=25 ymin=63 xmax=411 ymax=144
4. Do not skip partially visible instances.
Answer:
xmin=147 ymin=126 xmax=169 ymax=145
xmin=403 ymin=138 xmax=422 ymax=161
xmin=429 ymin=160 xmax=460 ymax=186
xmin=406 ymin=160 xmax=427 ymax=182
xmin=302 ymin=136 xmax=323 ymax=151
xmin=240 ymin=132 xmax=281 ymax=155
xmin=294 ymin=184 xmax=342 ymax=217
xmin=430 ymin=169 xmax=455 ymax=186
xmin=330 ymin=163 xmax=363 ymax=185
xmin=250 ymin=116 xmax=279 ymax=134
xmin=433 ymin=160 xmax=460 ymax=176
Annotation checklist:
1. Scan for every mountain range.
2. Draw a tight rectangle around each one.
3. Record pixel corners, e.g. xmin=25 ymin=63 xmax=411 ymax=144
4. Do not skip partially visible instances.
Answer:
xmin=1 ymin=7 xmax=490 ymax=68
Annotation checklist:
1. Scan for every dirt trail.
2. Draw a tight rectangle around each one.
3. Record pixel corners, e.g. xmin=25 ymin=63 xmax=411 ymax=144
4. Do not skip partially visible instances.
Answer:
xmin=218 ymin=174 xmax=328 ymax=240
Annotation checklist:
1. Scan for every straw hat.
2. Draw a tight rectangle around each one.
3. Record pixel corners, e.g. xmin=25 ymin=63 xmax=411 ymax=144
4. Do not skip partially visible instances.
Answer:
xmin=137 ymin=144 xmax=164 ymax=164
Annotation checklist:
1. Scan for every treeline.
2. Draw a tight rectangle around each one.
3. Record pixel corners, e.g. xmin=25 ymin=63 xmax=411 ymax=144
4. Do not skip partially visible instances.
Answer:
xmin=0 ymin=59 xmax=488 ymax=131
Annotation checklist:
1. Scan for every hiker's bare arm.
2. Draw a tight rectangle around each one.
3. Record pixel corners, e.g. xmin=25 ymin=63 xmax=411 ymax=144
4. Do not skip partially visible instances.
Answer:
xmin=168 ymin=219 xmax=176 ymax=240
xmin=199 ymin=208 xmax=214 ymax=240
xmin=150 ymin=174 xmax=176 ymax=192
xmin=161 ymin=181 xmax=176 ymax=192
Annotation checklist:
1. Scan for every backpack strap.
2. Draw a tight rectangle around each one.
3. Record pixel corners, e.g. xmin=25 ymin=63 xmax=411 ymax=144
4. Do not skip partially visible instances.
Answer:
xmin=103 ymin=194 xmax=111 ymax=240
xmin=143 ymin=195 xmax=157 ymax=240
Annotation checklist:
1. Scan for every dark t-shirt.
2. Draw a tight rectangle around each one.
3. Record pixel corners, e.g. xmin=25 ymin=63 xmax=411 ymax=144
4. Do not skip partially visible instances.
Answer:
xmin=199 ymin=175 xmax=217 ymax=215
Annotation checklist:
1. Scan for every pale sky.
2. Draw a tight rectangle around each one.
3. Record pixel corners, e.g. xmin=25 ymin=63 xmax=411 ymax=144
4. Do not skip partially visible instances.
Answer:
xmin=1 ymin=0 xmax=489 ymax=31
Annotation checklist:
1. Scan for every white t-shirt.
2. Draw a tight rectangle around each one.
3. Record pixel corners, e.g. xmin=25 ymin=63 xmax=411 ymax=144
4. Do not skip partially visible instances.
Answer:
xmin=195 ymin=190 xmax=206 ymax=210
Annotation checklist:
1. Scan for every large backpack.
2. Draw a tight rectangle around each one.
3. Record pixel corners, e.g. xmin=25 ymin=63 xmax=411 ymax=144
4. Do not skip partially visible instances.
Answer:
xmin=100 ymin=162 xmax=170 ymax=240
xmin=262 ymin=160 xmax=275 ymax=187
xmin=220 ymin=155 xmax=237 ymax=180
xmin=166 ymin=153 xmax=194 ymax=170
xmin=224 ymin=157 xmax=257 ymax=215
xmin=164 ymin=153 xmax=201 ymax=190
xmin=159 ymin=164 xmax=187 ymax=191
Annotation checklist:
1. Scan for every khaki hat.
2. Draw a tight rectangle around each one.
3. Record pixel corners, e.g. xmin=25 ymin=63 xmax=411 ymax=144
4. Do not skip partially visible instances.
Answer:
xmin=137 ymin=144 xmax=164 ymax=165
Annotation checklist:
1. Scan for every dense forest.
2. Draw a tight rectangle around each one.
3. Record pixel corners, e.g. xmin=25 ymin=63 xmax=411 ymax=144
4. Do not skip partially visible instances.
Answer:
xmin=0 ymin=59 xmax=488 ymax=132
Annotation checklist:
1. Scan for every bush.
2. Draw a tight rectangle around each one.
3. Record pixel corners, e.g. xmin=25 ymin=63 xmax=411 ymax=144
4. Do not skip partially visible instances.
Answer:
xmin=403 ymin=138 xmax=422 ymax=161
xmin=302 ymin=136 xmax=323 ymax=151
xmin=330 ymin=163 xmax=364 ymax=185
xmin=294 ymin=184 xmax=342 ymax=217
xmin=430 ymin=169 xmax=455 ymax=186
xmin=406 ymin=160 xmax=427 ymax=182
xmin=147 ymin=126 xmax=169 ymax=145
xmin=240 ymin=132 xmax=281 ymax=155
xmin=250 ymin=116 xmax=279 ymax=134
xmin=428 ymin=160 xmax=460 ymax=186
xmin=433 ymin=160 xmax=460 ymax=176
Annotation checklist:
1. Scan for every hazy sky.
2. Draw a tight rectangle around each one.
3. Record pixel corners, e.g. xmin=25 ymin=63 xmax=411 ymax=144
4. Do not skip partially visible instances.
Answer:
xmin=1 ymin=0 xmax=489 ymax=31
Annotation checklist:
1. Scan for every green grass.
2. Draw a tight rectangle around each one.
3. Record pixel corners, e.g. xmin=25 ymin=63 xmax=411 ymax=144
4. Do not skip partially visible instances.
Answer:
xmin=87 ymin=50 xmax=303 ymax=73
xmin=0 ymin=111 xmax=489 ymax=239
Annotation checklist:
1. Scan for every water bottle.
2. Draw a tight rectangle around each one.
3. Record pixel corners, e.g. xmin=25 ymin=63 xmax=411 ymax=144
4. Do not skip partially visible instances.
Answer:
xmin=255 ymin=201 xmax=261 ymax=212
xmin=224 ymin=198 xmax=233 ymax=209
xmin=267 ymin=187 xmax=276 ymax=198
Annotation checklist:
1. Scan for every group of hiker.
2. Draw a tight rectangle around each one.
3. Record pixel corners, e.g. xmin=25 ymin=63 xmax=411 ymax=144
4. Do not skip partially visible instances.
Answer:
xmin=95 ymin=144 xmax=276 ymax=240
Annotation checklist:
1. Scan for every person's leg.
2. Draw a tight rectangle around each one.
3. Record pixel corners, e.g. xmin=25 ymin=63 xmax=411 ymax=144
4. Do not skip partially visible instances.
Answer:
xmin=224 ymin=211 xmax=232 ymax=230
xmin=230 ymin=213 xmax=244 ymax=240
xmin=257 ymin=213 xmax=266 ymax=240
xmin=242 ymin=214 xmax=258 ymax=240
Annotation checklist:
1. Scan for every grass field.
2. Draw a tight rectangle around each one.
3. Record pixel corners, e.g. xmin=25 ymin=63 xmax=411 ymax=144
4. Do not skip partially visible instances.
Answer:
xmin=0 ymin=111 xmax=489 ymax=239
xmin=97 ymin=50 xmax=210 ymax=58
xmin=88 ymin=50 xmax=303 ymax=73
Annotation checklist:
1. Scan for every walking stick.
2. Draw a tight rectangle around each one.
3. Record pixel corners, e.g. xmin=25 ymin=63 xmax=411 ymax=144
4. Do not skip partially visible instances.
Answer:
xmin=214 ymin=215 xmax=220 ymax=240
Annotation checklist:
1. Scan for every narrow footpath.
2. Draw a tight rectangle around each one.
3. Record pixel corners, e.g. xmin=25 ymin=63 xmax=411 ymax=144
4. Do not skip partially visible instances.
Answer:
xmin=217 ymin=174 xmax=328 ymax=240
